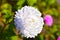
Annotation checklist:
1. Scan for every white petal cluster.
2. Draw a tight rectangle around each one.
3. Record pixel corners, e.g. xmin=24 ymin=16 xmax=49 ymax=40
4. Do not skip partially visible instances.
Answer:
xmin=14 ymin=6 xmax=44 ymax=38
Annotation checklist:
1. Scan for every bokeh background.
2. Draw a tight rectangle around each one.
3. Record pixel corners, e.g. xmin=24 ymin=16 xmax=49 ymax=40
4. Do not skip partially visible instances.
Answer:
xmin=0 ymin=0 xmax=60 ymax=40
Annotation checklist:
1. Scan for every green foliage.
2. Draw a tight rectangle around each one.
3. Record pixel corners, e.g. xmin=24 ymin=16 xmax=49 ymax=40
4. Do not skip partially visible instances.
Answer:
xmin=27 ymin=0 xmax=37 ymax=6
xmin=48 ymin=0 xmax=56 ymax=5
xmin=50 ymin=34 xmax=55 ymax=40
xmin=16 ymin=0 xmax=25 ymax=9
xmin=41 ymin=1 xmax=46 ymax=7
xmin=50 ymin=25 xmax=57 ymax=33
xmin=1 ymin=3 xmax=12 ymax=18
xmin=10 ymin=36 xmax=18 ymax=40
xmin=37 ymin=34 xmax=44 ymax=40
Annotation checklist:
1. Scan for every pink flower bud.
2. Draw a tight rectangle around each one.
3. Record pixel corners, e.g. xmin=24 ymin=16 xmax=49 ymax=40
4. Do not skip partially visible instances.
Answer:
xmin=57 ymin=36 xmax=60 ymax=40
xmin=44 ymin=14 xmax=53 ymax=26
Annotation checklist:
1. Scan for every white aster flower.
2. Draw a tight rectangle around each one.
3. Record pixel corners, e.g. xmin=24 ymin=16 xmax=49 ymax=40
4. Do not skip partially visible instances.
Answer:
xmin=14 ymin=6 xmax=44 ymax=38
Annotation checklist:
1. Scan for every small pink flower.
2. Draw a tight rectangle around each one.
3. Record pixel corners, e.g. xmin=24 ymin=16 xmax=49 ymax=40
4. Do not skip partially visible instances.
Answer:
xmin=44 ymin=14 xmax=53 ymax=26
xmin=57 ymin=36 xmax=60 ymax=40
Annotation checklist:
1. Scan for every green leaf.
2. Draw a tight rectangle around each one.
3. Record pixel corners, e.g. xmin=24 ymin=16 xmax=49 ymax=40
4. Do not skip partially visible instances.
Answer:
xmin=27 ymin=0 xmax=37 ymax=6
xmin=8 ymin=18 xmax=13 ymax=23
xmin=48 ymin=0 xmax=56 ymax=5
xmin=50 ymin=25 xmax=57 ymax=33
xmin=1 ymin=3 xmax=12 ymax=11
xmin=56 ymin=32 xmax=60 ymax=36
xmin=17 ymin=0 xmax=25 ymax=6
xmin=10 ymin=36 xmax=18 ymax=40
xmin=37 ymin=35 xmax=44 ymax=40
xmin=41 ymin=1 xmax=46 ymax=7
xmin=40 ymin=35 xmax=44 ymax=40
xmin=16 ymin=0 xmax=25 ymax=9
xmin=3 ymin=11 xmax=11 ymax=18
xmin=50 ymin=34 xmax=55 ymax=39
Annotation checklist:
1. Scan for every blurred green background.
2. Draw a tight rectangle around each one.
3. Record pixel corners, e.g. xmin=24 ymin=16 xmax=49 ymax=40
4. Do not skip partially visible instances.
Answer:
xmin=0 ymin=0 xmax=60 ymax=40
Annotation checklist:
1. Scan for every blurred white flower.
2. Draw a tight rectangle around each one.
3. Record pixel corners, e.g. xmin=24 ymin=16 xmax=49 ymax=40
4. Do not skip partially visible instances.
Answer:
xmin=14 ymin=6 xmax=44 ymax=38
